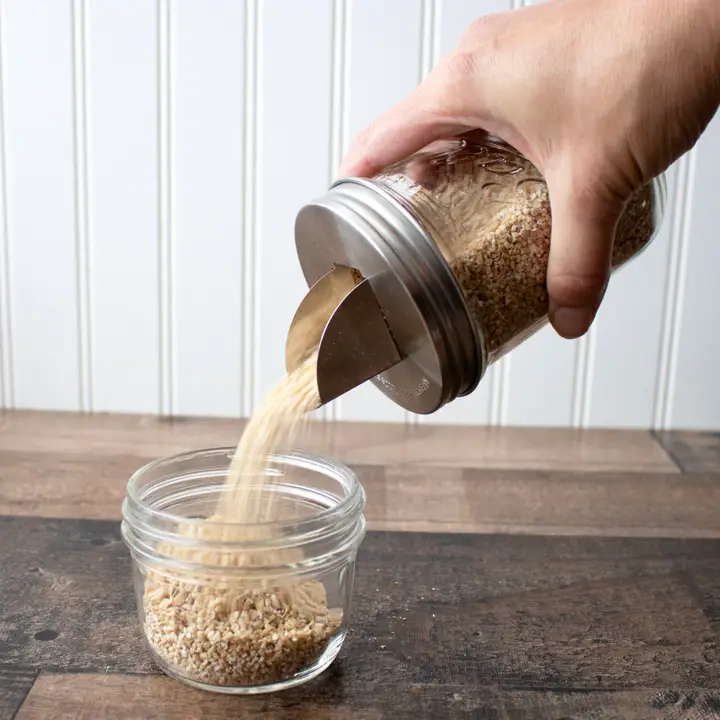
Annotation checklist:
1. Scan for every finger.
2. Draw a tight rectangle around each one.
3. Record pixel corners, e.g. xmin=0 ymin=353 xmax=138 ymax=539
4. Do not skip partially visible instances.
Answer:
xmin=339 ymin=105 xmax=467 ymax=179
xmin=338 ymin=70 xmax=473 ymax=179
xmin=545 ymin=170 xmax=626 ymax=339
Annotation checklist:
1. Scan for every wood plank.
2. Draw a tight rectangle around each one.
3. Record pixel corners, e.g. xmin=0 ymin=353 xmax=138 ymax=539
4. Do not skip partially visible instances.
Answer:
xmin=0 ymin=411 xmax=247 ymax=459
xmin=2 ymin=517 xmax=720 ymax=691
xmin=15 ymin=674 xmax=720 ymax=720
xmin=501 ymin=689 xmax=720 ymax=719
xmin=0 ymin=517 xmax=153 ymax=675
xmin=0 ymin=453 xmax=716 ymax=538
xmin=0 ymin=667 xmax=37 ymax=720
xmin=365 ymin=466 xmax=720 ymax=538
xmin=655 ymin=431 xmax=720 ymax=473
xmin=323 ymin=423 xmax=677 ymax=474
xmin=0 ymin=451 xmax=142 ymax=521
xmin=15 ymin=673 xmax=380 ymax=720
xmin=0 ymin=410 xmax=678 ymax=473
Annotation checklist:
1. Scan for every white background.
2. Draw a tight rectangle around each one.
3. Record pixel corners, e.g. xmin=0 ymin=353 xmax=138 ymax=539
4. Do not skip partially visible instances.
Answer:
xmin=0 ymin=0 xmax=718 ymax=430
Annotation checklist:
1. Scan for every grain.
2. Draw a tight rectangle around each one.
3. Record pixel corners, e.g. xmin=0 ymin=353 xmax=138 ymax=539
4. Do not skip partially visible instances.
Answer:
xmin=219 ymin=351 xmax=321 ymax=524
xmin=441 ymin=181 xmax=654 ymax=360
xmin=382 ymin=145 xmax=655 ymax=363
xmin=143 ymin=578 xmax=342 ymax=687
xmin=141 ymin=352 xmax=344 ymax=688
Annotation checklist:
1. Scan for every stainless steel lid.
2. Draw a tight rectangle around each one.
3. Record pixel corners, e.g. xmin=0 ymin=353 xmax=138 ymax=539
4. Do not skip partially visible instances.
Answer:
xmin=289 ymin=178 xmax=483 ymax=414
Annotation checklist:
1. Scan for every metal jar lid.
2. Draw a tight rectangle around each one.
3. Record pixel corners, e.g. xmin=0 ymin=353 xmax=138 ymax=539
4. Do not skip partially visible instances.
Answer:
xmin=291 ymin=178 xmax=483 ymax=414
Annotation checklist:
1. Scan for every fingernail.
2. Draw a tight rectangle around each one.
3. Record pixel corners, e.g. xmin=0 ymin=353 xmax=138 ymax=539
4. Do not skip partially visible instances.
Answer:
xmin=551 ymin=306 xmax=595 ymax=339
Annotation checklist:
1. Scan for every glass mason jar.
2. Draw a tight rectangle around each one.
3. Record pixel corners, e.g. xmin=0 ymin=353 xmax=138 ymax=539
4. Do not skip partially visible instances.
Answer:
xmin=294 ymin=130 xmax=666 ymax=414
xmin=121 ymin=449 xmax=366 ymax=694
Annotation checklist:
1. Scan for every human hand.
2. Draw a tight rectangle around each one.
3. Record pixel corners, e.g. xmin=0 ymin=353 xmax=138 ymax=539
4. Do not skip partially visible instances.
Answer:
xmin=339 ymin=0 xmax=720 ymax=339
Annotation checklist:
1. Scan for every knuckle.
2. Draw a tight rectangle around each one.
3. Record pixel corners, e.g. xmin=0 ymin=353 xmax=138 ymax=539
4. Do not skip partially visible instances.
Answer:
xmin=571 ymin=179 xmax=625 ymax=217
xmin=354 ymin=119 xmax=379 ymax=150
xmin=557 ymin=153 xmax=633 ymax=213
xmin=460 ymin=13 xmax=502 ymax=44
xmin=425 ymin=52 xmax=483 ymax=118
xmin=438 ymin=49 xmax=482 ymax=83
xmin=341 ymin=120 xmax=386 ymax=177
xmin=548 ymin=269 xmax=608 ymax=308
xmin=351 ymin=120 xmax=386 ymax=166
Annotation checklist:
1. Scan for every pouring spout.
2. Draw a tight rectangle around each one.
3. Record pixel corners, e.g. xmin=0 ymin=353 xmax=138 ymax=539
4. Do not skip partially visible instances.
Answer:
xmin=286 ymin=265 xmax=402 ymax=405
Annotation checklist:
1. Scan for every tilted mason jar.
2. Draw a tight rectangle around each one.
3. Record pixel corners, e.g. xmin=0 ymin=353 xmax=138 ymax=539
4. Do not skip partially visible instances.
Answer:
xmin=290 ymin=130 xmax=666 ymax=415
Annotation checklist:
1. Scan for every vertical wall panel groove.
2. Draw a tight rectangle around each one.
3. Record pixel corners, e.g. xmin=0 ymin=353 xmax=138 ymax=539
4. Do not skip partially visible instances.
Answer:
xmin=241 ymin=0 xmax=259 ymax=417
xmin=662 ymin=117 xmax=720 ymax=429
xmin=328 ymin=0 xmax=416 ymax=423
xmin=158 ymin=0 xmax=173 ymax=415
xmin=3 ymin=0 xmax=80 ymax=410
xmin=489 ymin=361 xmax=504 ymax=426
xmin=499 ymin=354 xmax=512 ymax=425
xmin=571 ymin=330 xmax=591 ymax=428
xmin=256 ymin=0 xmax=333 ymax=411
xmin=85 ymin=0 xmax=159 ymax=413
xmin=327 ymin=0 xmax=349 ymax=423
xmin=0 ymin=1 xmax=13 ymax=408
xmin=71 ymin=0 xmax=92 ymax=412
xmin=497 ymin=0 xmax=527 ymax=429
xmin=653 ymin=153 xmax=692 ymax=430
xmin=419 ymin=0 xmax=436 ymax=79
xmin=660 ymin=151 xmax=695 ymax=429
xmin=251 ymin=2 xmax=263 ymax=415
xmin=493 ymin=0 xmax=523 ymax=428
xmin=412 ymin=0 xmax=437 ymax=426
xmin=581 ymin=326 xmax=596 ymax=427
xmin=171 ymin=0 xmax=244 ymax=418
xmin=431 ymin=0 xmax=442 ymax=61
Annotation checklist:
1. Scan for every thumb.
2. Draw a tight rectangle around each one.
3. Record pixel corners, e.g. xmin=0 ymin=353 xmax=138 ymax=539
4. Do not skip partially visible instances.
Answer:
xmin=338 ymin=74 xmax=471 ymax=179
xmin=545 ymin=169 xmax=627 ymax=339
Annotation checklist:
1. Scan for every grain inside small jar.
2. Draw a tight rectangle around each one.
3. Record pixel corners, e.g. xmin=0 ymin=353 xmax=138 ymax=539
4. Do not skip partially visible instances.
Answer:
xmin=143 ymin=575 xmax=342 ymax=687
xmin=139 ymin=353 xmax=344 ymax=689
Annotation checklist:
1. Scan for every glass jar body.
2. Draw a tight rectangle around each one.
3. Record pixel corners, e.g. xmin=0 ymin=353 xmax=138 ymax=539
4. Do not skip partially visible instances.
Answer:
xmin=372 ymin=132 xmax=666 ymax=365
xmin=121 ymin=449 xmax=366 ymax=694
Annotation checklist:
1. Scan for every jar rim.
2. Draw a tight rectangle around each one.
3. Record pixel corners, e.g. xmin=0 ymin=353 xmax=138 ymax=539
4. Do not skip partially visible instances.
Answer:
xmin=123 ymin=447 xmax=365 ymax=535
xmin=122 ymin=448 xmax=366 ymax=586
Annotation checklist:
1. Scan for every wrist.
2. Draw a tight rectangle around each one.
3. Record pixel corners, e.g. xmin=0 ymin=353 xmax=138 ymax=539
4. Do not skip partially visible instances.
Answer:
xmin=695 ymin=0 xmax=720 ymax=99
xmin=664 ymin=0 xmax=720 ymax=103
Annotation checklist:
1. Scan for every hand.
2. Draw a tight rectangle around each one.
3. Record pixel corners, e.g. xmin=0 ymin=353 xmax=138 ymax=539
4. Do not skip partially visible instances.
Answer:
xmin=339 ymin=0 xmax=720 ymax=339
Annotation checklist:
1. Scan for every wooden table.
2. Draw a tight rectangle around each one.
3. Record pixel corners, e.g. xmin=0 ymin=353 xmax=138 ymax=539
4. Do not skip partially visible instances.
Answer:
xmin=1 ymin=410 xmax=720 ymax=719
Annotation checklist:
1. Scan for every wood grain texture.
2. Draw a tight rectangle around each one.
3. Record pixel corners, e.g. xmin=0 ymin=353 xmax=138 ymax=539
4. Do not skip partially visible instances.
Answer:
xmin=656 ymin=431 xmax=720 ymax=473
xmin=0 ymin=668 xmax=37 ymax=720
xmin=0 ymin=450 xmax=141 ymax=520
xmin=0 ymin=517 xmax=152 ymax=675
xmin=0 ymin=410 xmax=678 ymax=472
xmin=15 ymin=674 xmax=720 ymax=720
xmin=1 ymin=452 xmax=718 ymax=538
xmin=3 ymin=517 xmax=720 ymax=713
xmin=364 ymin=465 xmax=720 ymax=538
xmin=15 ymin=673 xmax=382 ymax=720
xmin=2 ymin=412 xmax=720 ymax=718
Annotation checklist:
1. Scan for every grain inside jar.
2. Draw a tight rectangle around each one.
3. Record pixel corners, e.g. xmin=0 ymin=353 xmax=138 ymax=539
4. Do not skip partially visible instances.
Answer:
xmin=377 ymin=136 xmax=657 ymax=363
xmin=139 ymin=352 xmax=347 ymax=689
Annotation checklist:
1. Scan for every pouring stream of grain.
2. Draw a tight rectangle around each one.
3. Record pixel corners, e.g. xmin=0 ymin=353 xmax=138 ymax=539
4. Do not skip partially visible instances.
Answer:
xmin=216 ymin=351 xmax=321 ymax=525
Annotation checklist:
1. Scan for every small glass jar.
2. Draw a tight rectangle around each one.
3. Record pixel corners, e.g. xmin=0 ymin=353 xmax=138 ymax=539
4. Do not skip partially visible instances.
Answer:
xmin=294 ymin=131 xmax=666 ymax=413
xmin=121 ymin=449 xmax=366 ymax=694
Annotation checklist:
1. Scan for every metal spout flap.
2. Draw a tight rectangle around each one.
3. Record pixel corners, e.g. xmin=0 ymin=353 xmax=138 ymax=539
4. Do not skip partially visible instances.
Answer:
xmin=286 ymin=265 xmax=402 ymax=405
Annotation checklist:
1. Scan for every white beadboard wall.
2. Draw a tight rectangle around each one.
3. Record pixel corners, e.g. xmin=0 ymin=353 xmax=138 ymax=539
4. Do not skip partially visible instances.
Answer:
xmin=0 ymin=0 xmax=718 ymax=430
